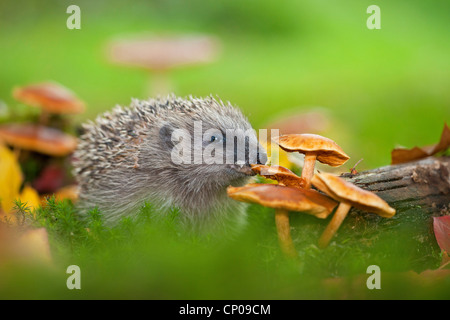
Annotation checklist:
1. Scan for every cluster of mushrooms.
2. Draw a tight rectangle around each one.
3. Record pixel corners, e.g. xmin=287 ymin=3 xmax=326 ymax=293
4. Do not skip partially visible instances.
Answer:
xmin=0 ymin=82 xmax=83 ymax=157
xmin=0 ymin=82 xmax=84 ymax=200
xmin=227 ymin=134 xmax=396 ymax=257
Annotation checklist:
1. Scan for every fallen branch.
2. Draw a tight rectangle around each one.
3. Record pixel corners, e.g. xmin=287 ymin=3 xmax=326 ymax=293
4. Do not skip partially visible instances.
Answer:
xmin=340 ymin=156 xmax=450 ymax=215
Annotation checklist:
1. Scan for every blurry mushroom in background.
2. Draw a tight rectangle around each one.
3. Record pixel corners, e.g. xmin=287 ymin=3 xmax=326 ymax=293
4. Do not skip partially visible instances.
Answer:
xmin=227 ymin=183 xmax=337 ymax=258
xmin=265 ymin=108 xmax=330 ymax=136
xmin=0 ymin=123 xmax=77 ymax=157
xmin=311 ymin=171 xmax=396 ymax=248
xmin=53 ymin=184 xmax=79 ymax=202
xmin=107 ymin=34 xmax=221 ymax=95
xmin=251 ymin=164 xmax=305 ymax=188
xmin=0 ymin=225 xmax=52 ymax=266
xmin=273 ymin=134 xmax=350 ymax=189
xmin=13 ymin=82 xmax=85 ymax=126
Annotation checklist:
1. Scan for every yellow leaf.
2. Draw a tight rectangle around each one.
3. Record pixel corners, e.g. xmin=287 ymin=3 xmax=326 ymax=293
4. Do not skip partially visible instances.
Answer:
xmin=19 ymin=184 xmax=41 ymax=212
xmin=0 ymin=143 xmax=22 ymax=213
xmin=266 ymin=142 xmax=293 ymax=169
xmin=1 ymin=185 xmax=41 ymax=224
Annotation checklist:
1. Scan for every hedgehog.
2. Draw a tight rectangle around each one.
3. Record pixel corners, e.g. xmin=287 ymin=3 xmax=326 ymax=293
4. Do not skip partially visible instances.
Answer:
xmin=73 ymin=95 xmax=267 ymax=232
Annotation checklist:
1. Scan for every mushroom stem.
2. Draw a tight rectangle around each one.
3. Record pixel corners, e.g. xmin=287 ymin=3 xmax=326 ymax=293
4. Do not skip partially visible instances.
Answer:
xmin=275 ymin=209 xmax=297 ymax=258
xmin=301 ymin=153 xmax=317 ymax=189
xmin=318 ymin=202 xmax=352 ymax=248
xmin=13 ymin=147 xmax=21 ymax=160
xmin=148 ymin=71 xmax=172 ymax=96
xmin=39 ymin=110 xmax=50 ymax=126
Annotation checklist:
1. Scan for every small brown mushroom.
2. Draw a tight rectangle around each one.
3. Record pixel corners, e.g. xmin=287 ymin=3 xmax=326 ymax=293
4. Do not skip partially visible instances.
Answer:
xmin=13 ymin=82 xmax=85 ymax=122
xmin=273 ymin=134 xmax=350 ymax=189
xmin=0 ymin=123 xmax=77 ymax=157
xmin=250 ymin=164 xmax=305 ymax=188
xmin=227 ymin=183 xmax=337 ymax=257
xmin=311 ymin=171 xmax=396 ymax=248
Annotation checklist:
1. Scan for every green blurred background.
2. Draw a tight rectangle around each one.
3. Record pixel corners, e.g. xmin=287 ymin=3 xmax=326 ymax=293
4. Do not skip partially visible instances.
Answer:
xmin=0 ymin=0 xmax=449 ymax=299
xmin=1 ymin=0 xmax=449 ymax=168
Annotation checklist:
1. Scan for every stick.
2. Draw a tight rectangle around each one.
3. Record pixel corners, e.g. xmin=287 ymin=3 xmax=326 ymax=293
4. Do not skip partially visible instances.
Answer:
xmin=340 ymin=156 xmax=450 ymax=214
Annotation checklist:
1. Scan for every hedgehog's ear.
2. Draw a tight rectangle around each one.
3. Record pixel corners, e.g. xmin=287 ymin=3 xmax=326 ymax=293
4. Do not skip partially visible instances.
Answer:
xmin=159 ymin=124 xmax=174 ymax=149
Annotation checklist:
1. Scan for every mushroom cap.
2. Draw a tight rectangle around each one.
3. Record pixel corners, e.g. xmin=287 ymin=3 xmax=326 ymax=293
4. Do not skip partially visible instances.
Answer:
xmin=251 ymin=164 xmax=305 ymax=188
xmin=54 ymin=184 xmax=79 ymax=202
xmin=107 ymin=34 xmax=220 ymax=71
xmin=227 ymin=183 xmax=337 ymax=219
xmin=0 ymin=123 xmax=77 ymax=157
xmin=272 ymin=134 xmax=349 ymax=167
xmin=265 ymin=108 xmax=330 ymax=135
xmin=13 ymin=82 xmax=85 ymax=114
xmin=311 ymin=172 xmax=396 ymax=218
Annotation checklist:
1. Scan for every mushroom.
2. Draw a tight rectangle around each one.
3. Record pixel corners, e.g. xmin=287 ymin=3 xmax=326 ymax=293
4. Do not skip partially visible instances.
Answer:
xmin=13 ymin=82 xmax=85 ymax=125
xmin=0 ymin=123 xmax=77 ymax=157
xmin=251 ymin=164 xmax=305 ymax=188
xmin=311 ymin=171 xmax=396 ymax=248
xmin=106 ymin=34 xmax=220 ymax=95
xmin=265 ymin=108 xmax=330 ymax=136
xmin=272 ymin=134 xmax=350 ymax=189
xmin=227 ymin=183 xmax=337 ymax=257
xmin=53 ymin=184 xmax=79 ymax=202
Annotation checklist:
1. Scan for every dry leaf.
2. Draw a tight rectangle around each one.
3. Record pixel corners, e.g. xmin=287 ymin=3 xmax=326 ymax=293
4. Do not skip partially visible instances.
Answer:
xmin=19 ymin=185 xmax=41 ymax=213
xmin=0 ymin=224 xmax=52 ymax=266
xmin=433 ymin=215 xmax=450 ymax=253
xmin=33 ymin=164 xmax=65 ymax=193
xmin=391 ymin=123 xmax=450 ymax=165
xmin=268 ymin=143 xmax=292 ymax=169
xmin=16 ymin=227 xmax=52 ymax=265
xmin=0 ymin=143 xmax=23 ymax=213
xmin=0 ymin=142 xmax=40 ymax=223
xmin=258 ymin=138 xmax=293 ymax=169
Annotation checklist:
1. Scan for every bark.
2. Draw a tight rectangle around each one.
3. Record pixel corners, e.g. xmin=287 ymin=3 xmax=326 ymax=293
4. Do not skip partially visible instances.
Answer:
xmin=340 ymin=156 xmax=450 ymax=215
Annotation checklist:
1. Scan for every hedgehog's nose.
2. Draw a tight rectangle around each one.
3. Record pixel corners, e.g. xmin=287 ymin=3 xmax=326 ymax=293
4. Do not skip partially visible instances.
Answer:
xmin=238 ymin=137 xmax=268 ymax=165
xmin=243 ymin=137 xmax=267 ymax=165
xmin=257 ymin=148 xmax=268 ymax=165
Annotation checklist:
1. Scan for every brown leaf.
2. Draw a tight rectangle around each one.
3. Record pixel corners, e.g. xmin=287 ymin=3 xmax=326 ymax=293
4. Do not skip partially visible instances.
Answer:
xmin=0 ymin=225 xmax=52 ymax=266
xmin=16 ymin=227 xmax=52 ymax=265
xmin=33 ymin=164 xmax=65 ymax=193
xmin=391 ymin=123 xmax=450 ymax=165
xmin=433 ymin=215 xmax=450 ymax=253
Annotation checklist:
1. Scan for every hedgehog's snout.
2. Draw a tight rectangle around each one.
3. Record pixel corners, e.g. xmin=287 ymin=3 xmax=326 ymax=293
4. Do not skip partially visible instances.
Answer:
xmin=238 ymin=136 xmax=267 ymax=166
xmin=229 ymin=138 xmax=266 ymax=176
xmin=256 ymin=148 xmax=268 ymax=165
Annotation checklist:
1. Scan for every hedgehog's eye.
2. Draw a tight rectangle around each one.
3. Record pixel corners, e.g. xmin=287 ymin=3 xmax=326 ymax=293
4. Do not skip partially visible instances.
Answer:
xmin=210 ymin=135 xmax=223 ymax=143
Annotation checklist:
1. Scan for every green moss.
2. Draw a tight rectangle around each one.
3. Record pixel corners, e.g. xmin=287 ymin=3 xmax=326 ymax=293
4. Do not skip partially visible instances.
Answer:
xmin=0 ymin=196 xmax=446 ymax=299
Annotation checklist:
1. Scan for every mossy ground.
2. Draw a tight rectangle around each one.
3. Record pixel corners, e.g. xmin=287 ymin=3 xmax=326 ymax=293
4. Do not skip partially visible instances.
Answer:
xmin=0 ymin=195 xmax=447 ymax=299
